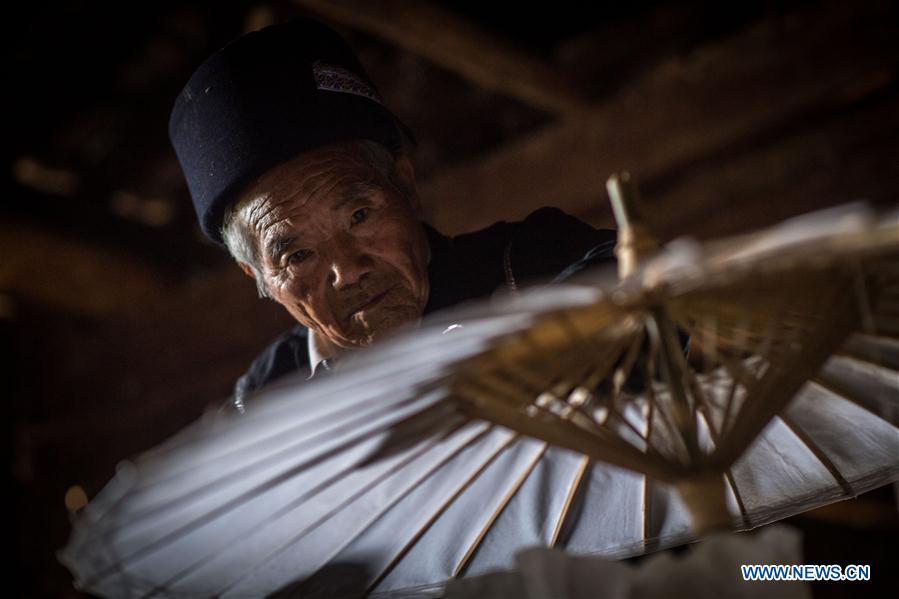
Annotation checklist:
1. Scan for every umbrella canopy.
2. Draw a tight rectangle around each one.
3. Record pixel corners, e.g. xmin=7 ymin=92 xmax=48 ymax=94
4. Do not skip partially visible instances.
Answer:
xmin=60 ymin=199 xmax=899 ymax=598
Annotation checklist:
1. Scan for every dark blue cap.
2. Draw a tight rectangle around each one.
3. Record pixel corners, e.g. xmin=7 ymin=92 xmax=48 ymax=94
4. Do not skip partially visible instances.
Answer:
xmin=169 ymin=18 xmax=409 ymax=244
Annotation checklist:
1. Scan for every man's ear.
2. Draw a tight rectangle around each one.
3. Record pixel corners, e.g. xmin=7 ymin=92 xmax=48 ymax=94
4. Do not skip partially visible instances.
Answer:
xmin=392 ymin=153 xmax=422 ymax=215
xmin=238 ymin=261 xmax=256 ymax=281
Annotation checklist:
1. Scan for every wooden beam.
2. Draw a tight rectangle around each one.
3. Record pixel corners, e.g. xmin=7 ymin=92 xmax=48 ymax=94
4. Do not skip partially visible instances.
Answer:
xmin=616 ymin=83 xmax=899 ymax=241
xmin=418 ymin=2 xmax=899 ymax=236
xmin=294 ymin=0 xmax=588 ymax=115
xmin=1 ymin=216 xmax=290 ymax=340
xmin=0 ymin=219 xmax=165 ymax=319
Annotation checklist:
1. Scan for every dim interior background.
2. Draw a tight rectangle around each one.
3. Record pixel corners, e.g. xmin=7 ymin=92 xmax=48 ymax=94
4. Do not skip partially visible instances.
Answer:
xmin=5 ymin=1 xmax=898 ymax=596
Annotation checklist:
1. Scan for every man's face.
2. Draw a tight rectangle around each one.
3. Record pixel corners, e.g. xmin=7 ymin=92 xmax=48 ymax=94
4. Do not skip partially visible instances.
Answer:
xmin=237 ymin=142 xmax=431 ymax=349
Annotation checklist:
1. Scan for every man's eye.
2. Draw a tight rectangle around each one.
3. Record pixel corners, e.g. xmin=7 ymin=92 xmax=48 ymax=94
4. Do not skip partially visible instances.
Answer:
xmin=351 ymin=207 xmax=369 ymax=225
xmin=288 ymin=249 xmax=312 ymax=264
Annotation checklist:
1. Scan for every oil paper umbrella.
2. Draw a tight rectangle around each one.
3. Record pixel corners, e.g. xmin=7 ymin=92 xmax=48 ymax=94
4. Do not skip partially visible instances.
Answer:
xmin=60 ymin=185 xmax=899 ymax=598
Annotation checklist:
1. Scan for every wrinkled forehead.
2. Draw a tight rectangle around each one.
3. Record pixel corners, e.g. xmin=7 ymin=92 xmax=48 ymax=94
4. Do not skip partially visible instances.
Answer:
xmin=244 ymin=144 xmax=378 ymax=205
xmin=238 ymin=144 xmax=385 ymax=224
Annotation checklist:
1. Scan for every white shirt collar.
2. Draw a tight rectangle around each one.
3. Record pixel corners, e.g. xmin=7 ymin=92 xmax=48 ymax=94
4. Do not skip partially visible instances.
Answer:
xmin=307 ymin=330 xmax=335 ymax=378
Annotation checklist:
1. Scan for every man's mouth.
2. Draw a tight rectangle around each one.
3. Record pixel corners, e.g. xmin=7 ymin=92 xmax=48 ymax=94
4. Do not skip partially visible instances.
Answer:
xmin=350 ymin=287 xmax=395 ymax=316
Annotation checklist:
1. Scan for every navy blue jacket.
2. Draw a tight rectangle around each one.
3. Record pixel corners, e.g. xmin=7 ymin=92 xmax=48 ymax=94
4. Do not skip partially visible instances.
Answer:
xmin=228 ymin=207 xmax=617 ymax=413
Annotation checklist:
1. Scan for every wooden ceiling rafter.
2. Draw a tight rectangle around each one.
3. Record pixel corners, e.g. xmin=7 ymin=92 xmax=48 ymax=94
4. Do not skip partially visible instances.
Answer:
xmin=294 ymin=0 xmax=589 ymax=116
xmin=413 ymin=2 xmax=898 ymax=235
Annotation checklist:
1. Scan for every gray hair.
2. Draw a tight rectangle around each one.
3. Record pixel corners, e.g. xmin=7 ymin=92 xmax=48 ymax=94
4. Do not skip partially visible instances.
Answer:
xmin=221 ymin=140 xmax=397 ymax=299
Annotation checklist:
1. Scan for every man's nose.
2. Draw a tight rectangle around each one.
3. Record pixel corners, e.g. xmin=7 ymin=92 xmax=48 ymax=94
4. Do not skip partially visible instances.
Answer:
xmin=325 ymin=236 xmax=372 ymax=289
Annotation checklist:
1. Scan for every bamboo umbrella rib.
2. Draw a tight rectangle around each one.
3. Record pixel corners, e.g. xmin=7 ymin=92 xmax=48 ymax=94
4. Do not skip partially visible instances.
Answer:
xmin=641 ymin=394 xmax=655 ymax=552
xmin=483 ymin=350 xmax=581 ymax=408
xmin=518 ymin=324 xmax=584 ymax=385
xmin=94 ymin=405 xmax=453 ymax=541
xmin=719 ymin=290 xmax=860 ymax=466
xmin=512 ymin=332 xmax=622 ymax=403
xmin=88 ymin=414 xmax=476 ymax=591
xmin=555 ymin=396 xmax=608 ymax=438
xmin=107 ymin=398 xmax=454 ymax=531
xmin=723 ymin=468 xmax=752 ymax=529
xmin=777 ymin=414 xmax=856 ymax=497
xmin=482 ymin=317 xmax=636 ymax=428
xmin=563 ymin=315 xmax=641 ymax=399
xmin=698 ymin=313 xmax=720 ymax=373
xmin=679 ymin=285 xmax=829 ymax=338
xmin=458 ymin=368 xmax=669 ymax=473
xmin=130 ymin=402 xmax=370 ymax=495
xmin=602 ymin=330 xmax=669 ymax=456
xmin=468 ymin=327 xmax=663 ymax=458
xmin=133 ymin=335 xmax=483 ymax=467
xmin=718 ymin=355 xmax=769 ymax=437
xmin=560 ymin=398 xmax=668 ymax=469
xmin=716 ymin=297 xmax=798 ymax=439
xmin=467 ymin=367 xmax=538 ymax=407
xmin=645 ymin=309 xmax=701 ymax=462
xmin=838 ymin=334 xmax=899 ymax=372
xmin=126 ymin=381 xmax=451 ymax=500
xmin=721 ymin=280 xmax=832 ymax=447
xmin=746 ymin=296 xmax=787 ymax=366
xmin=456 ymin=381 xmax=679 ymax=481
xmin=468 ymin=337 xmax=629 ymax=439
xmin=694 ymin=407 xmax=752 ymax=529
xmin=547 ymin=314 xmax=633 ymax=404
xmin=549 ymin=456 xmax=591 ymax=548
xmin=684 ymin=357 xmax=724 ymax=444
xmin=610 ymin=326 xmax=647 ymax=396
xmin=718 ymin=371 xmax=744 ymax=440
xmin=482 ymin=345 xmax=558 ymax=394
xmin=721 ymin=362 xmax=800 ymax=466
xmin=808 ymin=375 xmax=899 ymax=428
xmin=212 ymin=421 xmax=497 ymax=597
xmin=364 ymin=432 xmax=522 ymax=595
xmin=561 ymin=344 xmax=639 ymax=432
xmin=569 ymin=338 xmax=630 ymax=399
xmin=165 ymin=427 xmax=516 ymax=598
xmin=641 ymin=357 xmax=689 ymax=464
xmin=522 ymin=316 xmax=629 ymax=401
xmin=554 ymin=311 xmax=635 ymax=383
xmin=703 ymin=308 xmax=754 ymax=434
xmin=454 ymin=371 xmax=531 ymax=415
xmin=682 ymin=368 xmax=753 ymax=529
xmin=452 ymin=443 xmax=550 ymax=577
xmin=603 ymin=405 xmax=664 ymax=459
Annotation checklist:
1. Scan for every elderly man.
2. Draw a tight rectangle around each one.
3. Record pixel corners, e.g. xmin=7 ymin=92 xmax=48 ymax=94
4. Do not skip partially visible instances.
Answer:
xmin=170 ymin=18 xmax=616 ymax=412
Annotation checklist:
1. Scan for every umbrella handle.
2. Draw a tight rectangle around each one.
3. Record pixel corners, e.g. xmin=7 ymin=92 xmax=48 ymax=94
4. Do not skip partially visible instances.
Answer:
xmin=606 ymin=172 xmax=659 ymax=280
